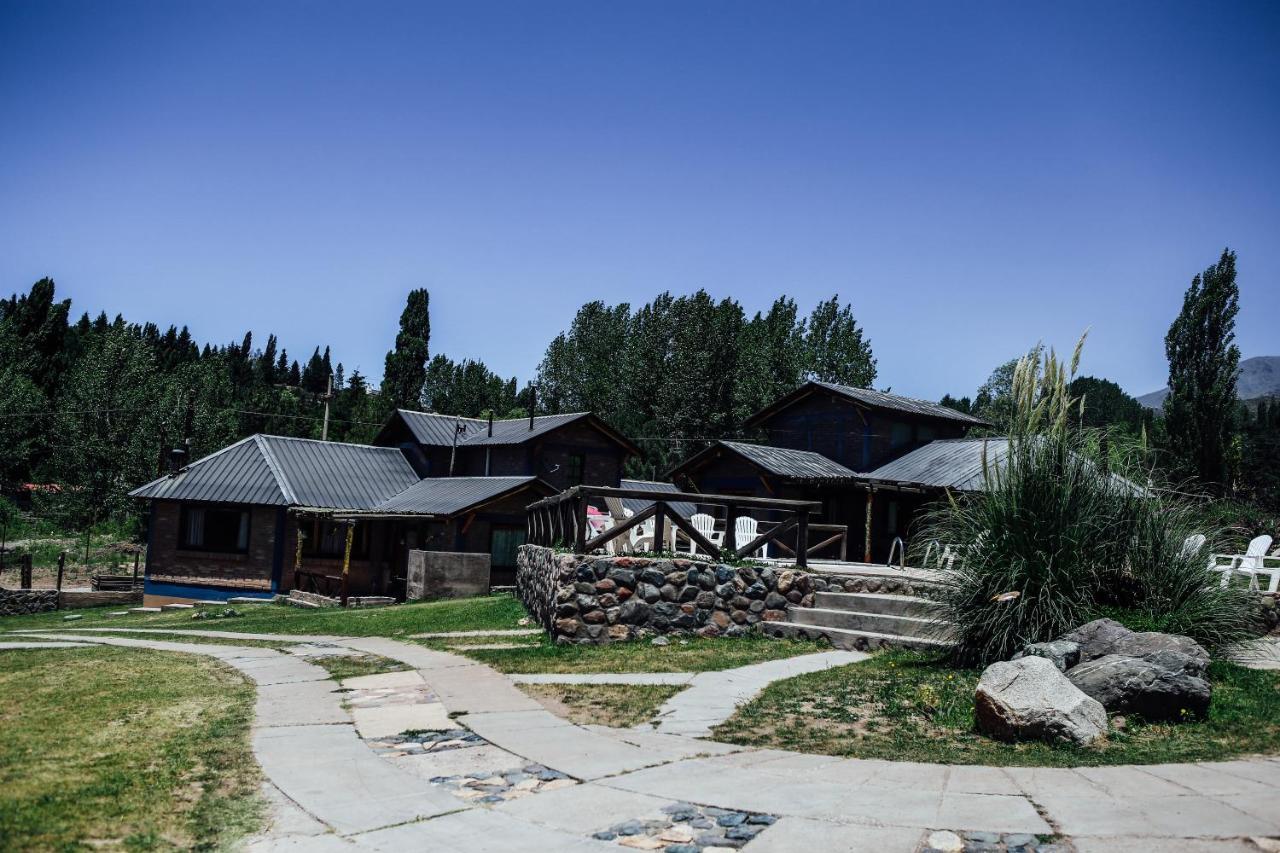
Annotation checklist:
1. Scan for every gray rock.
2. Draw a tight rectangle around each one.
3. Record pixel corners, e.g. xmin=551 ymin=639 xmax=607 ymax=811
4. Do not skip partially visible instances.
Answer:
xmin=637 ymin=583 xmax=662 ymax=604
xmin=974 ymin=656 xmax=1108 ymax=745
xmin=639 ymin=568 xmax=667 ymax=587
xmin=650 ymin=635 xmax=670 ymax=646
xmin=618 ymin=599 xmax=650 ymax=625
xmin=764 ymin=591 xmax=788 ymax=610
xmin=1066 ymin=652 xmax=1211 ymax=719
xmin=1013 ymin=640 xmax=1080 ymax=672
xmin=1058 ymin=618 xmax=1134 ymax=662
xmin=1109 ymin=632 xmax=1211 ymax=676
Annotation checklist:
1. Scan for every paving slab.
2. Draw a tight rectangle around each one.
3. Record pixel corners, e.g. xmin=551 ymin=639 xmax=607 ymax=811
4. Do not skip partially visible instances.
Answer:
xmin=253 ymin=781 xmax=331 ymax=839
xmin=934 ymin=791 xmax=1051 ymax=833
xmin=1073 ymin=836 xmax=1260 ymax=852
xmin=283 ymin=643 xmax=363 ymax=658
xmin=651 ymin=650 xmax=866 ymax=737
xmin=1036 ymin=792 xmax=1277 ymax=838
xmin=351 ymin=703 xmax=453 ymax=738
xmin=387 ymin=743 xmax=529 ymax=780
xmin=745 ymin=816 xmax=925 ymax=853
xmin=350 ymin=807 xmax=617 ymax=852
xmin=492 ymin=782 xmax=674 ymax=834
xmin=256 ymin=680 xmax=350 ymax=728
xmin=253 ymin=724 xmax=461 ymax=835
xmin=340 ymin=670 xmax=424 ymax=690
xmin=583 ymin=724 xmax=743 ymax=758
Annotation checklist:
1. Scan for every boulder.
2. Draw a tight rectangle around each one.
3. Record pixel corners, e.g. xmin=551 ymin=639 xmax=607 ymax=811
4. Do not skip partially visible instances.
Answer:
xmin=1058 ymin=618 xmax=1134 ymax=662
xmin=1013 ymin=640 xmax=1080 ymax=672
xmin=1109 ymin=632 xmax=1210 ymax=676
xmin=974 ymin=656 xmax=1108 ymax=745
xmin=1066 ymin=653 xmax=1211 ymax=720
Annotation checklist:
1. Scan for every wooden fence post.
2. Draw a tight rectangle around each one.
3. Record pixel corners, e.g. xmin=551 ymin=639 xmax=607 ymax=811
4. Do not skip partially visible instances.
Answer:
xmin=20 ymin=554 xmax=33 ymax=589
xmin=340 ymin=521 xmax=354 ymax=607
xmin=724 ymin=504 xmax=738 ymax=555
xmin=132 ymin=551 xmax=141 ymax=588
xmin=652 ymin=501 xmax=666 ymax=554
xmin=796 ymin=512 xmax=809 ymax=569
xmin=56 ymin=551 xmax=66 ymax=591
xmin=574 ymin=494 xmax=587 ymax=554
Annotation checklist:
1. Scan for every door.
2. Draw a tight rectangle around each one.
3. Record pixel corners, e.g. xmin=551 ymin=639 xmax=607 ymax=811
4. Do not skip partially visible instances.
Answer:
xmin=490 ymin=526 xmax=526 ymax=570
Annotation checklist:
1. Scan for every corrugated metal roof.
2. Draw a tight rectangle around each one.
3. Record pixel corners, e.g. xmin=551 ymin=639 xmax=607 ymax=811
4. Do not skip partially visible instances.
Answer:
xmin=812 ymin=381 xmax=990 ymax=426
xmin=862 ymin=437 xmax=1009 ymax=491
xmin=395 ymin=410 xmax=486 ymax=446
xmin=376 ymin=476 xmax=542 ymax=515
xmin=720 ymin=441 xmax=858 ymax=480
xmin=459 ymin=412 xmax=593 ymax=447
xmin=130 ymin=435 xmax=420 ymax=509
xmin=258 ymin=436 xmax=420 ymax=510
xmin=618 ymin=479 xmax=697 ymax=518
xmin=129 ymin=436 xmax=289 ymax=505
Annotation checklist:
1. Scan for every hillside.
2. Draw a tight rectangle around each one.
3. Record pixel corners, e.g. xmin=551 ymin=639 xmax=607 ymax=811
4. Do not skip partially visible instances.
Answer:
xmin=1138 ymin=355 xmax=1280 ymax=409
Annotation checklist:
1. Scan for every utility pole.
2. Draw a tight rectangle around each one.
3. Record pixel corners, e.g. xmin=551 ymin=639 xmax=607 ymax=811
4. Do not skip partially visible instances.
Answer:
xmin=448 ymin=416 xmax=465 ymax=476
xmin=321 ymin=373 xmax=333 ymax=441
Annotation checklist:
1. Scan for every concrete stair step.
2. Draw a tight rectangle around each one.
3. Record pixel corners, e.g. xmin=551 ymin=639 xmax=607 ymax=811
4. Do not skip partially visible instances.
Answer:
xmin=812 ymin=591 xmax=940 ymax=617
xmin=789 ymin=606 xmax=945 ymax=640
xmin=761 ymin=620 xmax=954 ymax=652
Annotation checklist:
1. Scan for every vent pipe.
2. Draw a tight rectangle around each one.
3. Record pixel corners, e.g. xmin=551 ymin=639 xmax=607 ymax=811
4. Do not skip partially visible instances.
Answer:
xmin=529 ymin=387 xmax=537 ymax=431
xmin=488 ymin=411 xmax=494 ymax=437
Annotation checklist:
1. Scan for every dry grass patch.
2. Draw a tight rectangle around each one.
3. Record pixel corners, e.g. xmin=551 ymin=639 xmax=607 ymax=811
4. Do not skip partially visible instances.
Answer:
xmin=520 ymin=683 xmax=684 ymax=728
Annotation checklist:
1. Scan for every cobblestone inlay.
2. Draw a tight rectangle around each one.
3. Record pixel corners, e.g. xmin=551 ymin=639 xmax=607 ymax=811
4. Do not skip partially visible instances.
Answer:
xmin=591 ymin=802 xmax=777 ymax=851
xmin=366 ymin=728 xmax=487 ymax=756
xmin=922 ymin=829 xmax=1069 ymax=853
xmin=428 ymin=763 xmax=577 ymax=804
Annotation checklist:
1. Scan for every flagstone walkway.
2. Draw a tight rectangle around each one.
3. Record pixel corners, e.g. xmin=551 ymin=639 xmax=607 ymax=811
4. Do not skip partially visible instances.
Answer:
xmin=8 ymin=628 xmax=1279 ymax=853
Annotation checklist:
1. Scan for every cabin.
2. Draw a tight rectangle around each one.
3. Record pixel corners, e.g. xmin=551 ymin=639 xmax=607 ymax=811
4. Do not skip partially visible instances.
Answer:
xmin=669 ymin=383 xmax=991 ymax=562
xmin=130 ymin=411 xmax=638 ymax=605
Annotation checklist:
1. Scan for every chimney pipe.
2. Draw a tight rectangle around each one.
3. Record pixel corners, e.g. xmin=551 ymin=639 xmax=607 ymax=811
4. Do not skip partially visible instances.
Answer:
xmin=488 ymin=411 xmax=494 ymax=437
xmin=529 ymin=388 xmax=536 ymax=431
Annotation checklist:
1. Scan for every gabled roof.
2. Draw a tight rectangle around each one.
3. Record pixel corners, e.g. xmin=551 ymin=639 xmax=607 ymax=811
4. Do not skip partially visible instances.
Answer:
xmin=618 ymin=479 xmax=697 ymax=519
xmin=374 ymin=476 xmax=553 ymax=516
xmin=744 ymin=381 xmax=990 ymax=428
xmin=130 ymin=435 xmax=422 ymax=509
xmin=669 ymin=440 xmax=858 ymax=482
xmin=380 ymin=409 xmax=640 ymax=456
xmin=860 ymin=437 xmax=1009 ymax=492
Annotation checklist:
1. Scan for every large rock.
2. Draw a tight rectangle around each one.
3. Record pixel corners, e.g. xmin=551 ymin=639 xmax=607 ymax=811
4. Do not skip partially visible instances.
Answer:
xmin=1012 ymin=640 xmax=1080 ymax=672
xmin=1109 ymin=632 xmax=1210 ymax=676
xmin=1066 ymin=653 xmax=1211 ymax=720
xmin=974 ymin=656 xmax=1108 ymax=745
xmin=1058 ymin=618 xmax=1134 ymax=662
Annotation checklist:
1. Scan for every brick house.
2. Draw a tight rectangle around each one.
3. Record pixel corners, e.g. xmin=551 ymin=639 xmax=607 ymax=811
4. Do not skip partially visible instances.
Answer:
xmin=131 ymin=410 xmax=637 ymax=605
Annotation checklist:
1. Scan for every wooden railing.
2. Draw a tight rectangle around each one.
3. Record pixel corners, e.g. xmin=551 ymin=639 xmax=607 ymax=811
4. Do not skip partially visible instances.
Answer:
xmin=525 ymin=485 xmax=824 ymax=568
xmin=768 ymin=523 xmax=849 ymax=562
xmin=294 ymin=568 xmax=343 ymax=599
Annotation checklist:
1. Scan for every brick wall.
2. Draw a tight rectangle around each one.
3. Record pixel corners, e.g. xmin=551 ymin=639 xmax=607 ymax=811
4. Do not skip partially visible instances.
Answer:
xmin=147 ymin=501 xmax=280 ymax=588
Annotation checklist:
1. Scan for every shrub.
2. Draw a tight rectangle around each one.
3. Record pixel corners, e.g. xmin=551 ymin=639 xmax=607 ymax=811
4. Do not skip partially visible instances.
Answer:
xmin=917 ymin=336 xmax=1260 ymax=665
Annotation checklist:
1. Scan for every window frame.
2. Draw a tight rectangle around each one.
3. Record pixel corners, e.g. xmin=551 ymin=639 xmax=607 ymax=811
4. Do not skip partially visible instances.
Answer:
xmin=178 ymin=504 xmax=251 ymax=554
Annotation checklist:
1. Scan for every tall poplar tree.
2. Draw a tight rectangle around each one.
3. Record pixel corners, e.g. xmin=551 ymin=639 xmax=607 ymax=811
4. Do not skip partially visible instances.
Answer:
xmin=381 ymin=289 xmax=431 ymax=409
xmin=1163 ymin=248 xmax=1241 ymax=493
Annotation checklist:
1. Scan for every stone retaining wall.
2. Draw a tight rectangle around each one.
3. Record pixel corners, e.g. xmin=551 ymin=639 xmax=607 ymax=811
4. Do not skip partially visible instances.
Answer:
xmin=0 ymin=589 xmax=60 ymax=616
xmin=804 ymin=571 xmax=936 ymax=597
xmin=517 ymin=545 xmax=809 ymax=644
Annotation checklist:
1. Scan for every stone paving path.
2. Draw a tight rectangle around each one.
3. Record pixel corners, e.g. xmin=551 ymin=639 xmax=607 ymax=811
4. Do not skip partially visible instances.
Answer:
xmin=9 ymin=628 xmax=1280 ymax=853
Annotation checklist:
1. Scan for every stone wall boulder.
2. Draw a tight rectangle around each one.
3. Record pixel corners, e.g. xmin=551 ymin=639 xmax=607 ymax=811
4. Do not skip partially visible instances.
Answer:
xmin=974 ymin=656 xmax=1108 ymax=746
xmin=1066 ymin=653 xmax=1211 ymax=720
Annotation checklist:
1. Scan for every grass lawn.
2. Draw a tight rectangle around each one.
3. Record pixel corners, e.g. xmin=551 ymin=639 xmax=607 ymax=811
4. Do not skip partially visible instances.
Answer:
xmin=519 ymin=683 xmax=683 ymax=728
xmin=0 ymin=647 xmax=261 ymax=851
xmin=714 ymin=650 xmax=1280 ymax=767
xmin=0 ymin=593 xmax=529 ymax=636
xmin=457 ymin=634 xmax=826 ymax=674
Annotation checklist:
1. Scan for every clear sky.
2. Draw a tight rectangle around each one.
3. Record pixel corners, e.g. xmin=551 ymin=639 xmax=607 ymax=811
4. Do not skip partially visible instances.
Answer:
xmin=1 ymin=1 xmax=1277 ymax=401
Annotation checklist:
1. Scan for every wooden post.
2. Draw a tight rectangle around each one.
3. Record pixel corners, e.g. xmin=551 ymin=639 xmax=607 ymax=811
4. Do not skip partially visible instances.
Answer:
xmin=83 ymin=528 xmax=91 ymax=567
xmin=863 ymin=490 xmax=874 ymax=563
xmin=340 ymin=521 xmax=354 ymax=607
xmin=652 ymin=501 xmax=666 ymax=554
xmin=574 ymin=494 xmax=588 ymax=554
xmin=56 ymin=551 xmax=66 ymax=591
xmin=293 ymin=519 xmax=304 ymax=591
xmin=132 ymin=551 xmax=140 ymax=588
xmin=20 ymin=554 xmax=33 ymax=589
xmin=724 ymin=504 xmax=738 ymax=555
xmin=796 ymin=511 xmax=809 ymax=569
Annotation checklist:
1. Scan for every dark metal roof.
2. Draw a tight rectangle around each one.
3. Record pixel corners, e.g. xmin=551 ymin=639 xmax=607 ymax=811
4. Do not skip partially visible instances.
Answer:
xmin=389 ymin=409 xmax=638 ymax=454
xmin=459 ymin=412 xmax=593 ymax=447
xmin=861 ymin=437 xmax=1009 ymax=491
xmin=618 ymin=479 xmax=697 ymax=518
xmin=129 ymin=436 xmax=289 ymax=505
xmin=811 ymin=382 xmax=991 ymax=426
xmin=130 ymin=435 xmax=420 ymax=509
xmin=394 ymin=410 xmax=487 ymax=446
xmin=375 ymin=476 xmax=546 ymax=516
xmin=702 ymin=441 xmax=859 ymax=480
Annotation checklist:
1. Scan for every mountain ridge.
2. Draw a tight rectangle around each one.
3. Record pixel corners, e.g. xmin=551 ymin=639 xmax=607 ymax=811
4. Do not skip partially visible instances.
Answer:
xmin=1138 ymin=355 xmax=1280 ymax=409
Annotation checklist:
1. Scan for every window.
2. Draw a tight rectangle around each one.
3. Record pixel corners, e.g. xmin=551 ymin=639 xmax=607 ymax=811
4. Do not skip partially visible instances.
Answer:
xmin=302 ymin=519 xmax=368 ymax=559
xmin=567 ymin=453 xmax=586 ymax=486
xmin=180 ymin=506 xmax=250 ymax=553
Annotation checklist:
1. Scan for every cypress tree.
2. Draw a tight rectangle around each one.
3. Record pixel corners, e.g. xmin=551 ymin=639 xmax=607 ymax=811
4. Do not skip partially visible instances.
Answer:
xmin=381 ymin=289 xmax=431 ymax=409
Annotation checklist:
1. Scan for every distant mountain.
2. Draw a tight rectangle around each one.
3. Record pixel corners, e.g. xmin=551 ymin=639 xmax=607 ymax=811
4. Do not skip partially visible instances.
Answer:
xmin=1138 ymin=356 xmax=1280 ymax=410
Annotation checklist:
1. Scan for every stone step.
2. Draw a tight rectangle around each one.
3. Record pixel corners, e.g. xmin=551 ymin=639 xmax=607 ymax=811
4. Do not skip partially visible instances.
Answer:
xmin=812 ymin=591 xmax=940 ymax=617
xmin=761 ymin=620 xmax=954 ymax=652
xmin=789 ymin=606 xmax=945 ymax=640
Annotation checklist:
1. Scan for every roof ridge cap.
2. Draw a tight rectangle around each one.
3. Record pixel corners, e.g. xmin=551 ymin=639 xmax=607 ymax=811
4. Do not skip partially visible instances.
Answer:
xmin=253 ymin=435 xmax=299 ymax=505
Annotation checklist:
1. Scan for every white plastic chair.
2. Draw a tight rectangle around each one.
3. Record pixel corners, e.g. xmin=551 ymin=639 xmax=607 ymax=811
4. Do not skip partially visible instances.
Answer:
xmin=733 ymin=516 xmax=768 ymax=559
xmin=688 ymin=512 xmax=723 ymax=557
xmin=1211 ymin=535 xmax=1276 ymax=591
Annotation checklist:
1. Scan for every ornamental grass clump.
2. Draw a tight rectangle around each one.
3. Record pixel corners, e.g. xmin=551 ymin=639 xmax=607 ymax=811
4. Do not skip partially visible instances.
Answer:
xmin=918 ymin=334 xmax=1259 ymax=665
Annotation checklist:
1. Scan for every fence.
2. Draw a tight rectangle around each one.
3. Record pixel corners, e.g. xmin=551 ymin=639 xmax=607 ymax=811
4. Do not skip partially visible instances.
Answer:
xmin=525 ymin=485 xmax=848 ymax=568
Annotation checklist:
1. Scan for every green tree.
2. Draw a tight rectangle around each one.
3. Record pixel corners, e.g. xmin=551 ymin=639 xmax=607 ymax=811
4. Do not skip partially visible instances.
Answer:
xmin=803 ymin=295 xmax=876 ymax=387
xmin=1162 ymin=248 xmax=1241 ymax=493
xmin=1069 ymin=376 xmax=1148 ymax=434
xmin=381 ymin=289 xmax=431 ymax=409
xmin=733 ymin=297 xmax=806 ymax=424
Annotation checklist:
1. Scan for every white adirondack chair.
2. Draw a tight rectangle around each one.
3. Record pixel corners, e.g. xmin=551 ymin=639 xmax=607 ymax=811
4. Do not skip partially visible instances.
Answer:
xmin=733 ymin=516 xmax=768 ymax=559
xmin=688 ymin=512 xmax=723 ymax=557
xmin=1211 ymin=535 xmax=1275 ymax=591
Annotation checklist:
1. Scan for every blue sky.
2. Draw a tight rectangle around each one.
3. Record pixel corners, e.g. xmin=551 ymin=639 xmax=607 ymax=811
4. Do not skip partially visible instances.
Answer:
xmin=1 ymin=1 xmax=1277 ymax=401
